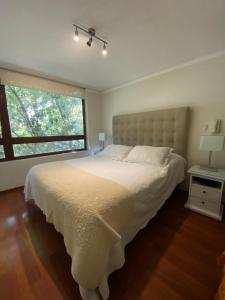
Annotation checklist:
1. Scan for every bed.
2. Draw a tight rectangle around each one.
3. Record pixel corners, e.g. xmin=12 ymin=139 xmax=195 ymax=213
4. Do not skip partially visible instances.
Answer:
xmin=25 ymin=106 xmax=189 ymax=300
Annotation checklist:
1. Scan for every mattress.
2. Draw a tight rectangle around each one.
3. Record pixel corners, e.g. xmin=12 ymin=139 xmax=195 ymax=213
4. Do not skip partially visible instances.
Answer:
xmin=25 ymin=153 xmax=185 ymax=300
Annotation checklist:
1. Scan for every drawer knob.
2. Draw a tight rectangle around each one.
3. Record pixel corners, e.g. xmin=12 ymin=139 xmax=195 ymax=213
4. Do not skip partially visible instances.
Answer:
xmin=201 ymin=201 xmax=205 ymax=205
xmin=202 ymin=190 xmax=206 ymax=194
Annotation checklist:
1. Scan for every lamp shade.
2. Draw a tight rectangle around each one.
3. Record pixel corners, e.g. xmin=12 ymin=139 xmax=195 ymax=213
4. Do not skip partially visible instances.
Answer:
xmin=200 ymin=135 xmax=224 ymax=152
xmin=98 ymin=132 xmax=106 ymax=141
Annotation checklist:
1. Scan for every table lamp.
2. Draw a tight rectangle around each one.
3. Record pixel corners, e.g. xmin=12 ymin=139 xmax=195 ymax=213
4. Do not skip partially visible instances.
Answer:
xmin=199 ymin=135 xmax=224 ymax=172
xmin=98 ymin=132 xmax=106 ymax=149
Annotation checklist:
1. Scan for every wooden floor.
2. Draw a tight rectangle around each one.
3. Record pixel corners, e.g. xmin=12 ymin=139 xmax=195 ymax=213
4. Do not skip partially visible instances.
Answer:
xmin=0 ymin=188 xmax=224 ymax=300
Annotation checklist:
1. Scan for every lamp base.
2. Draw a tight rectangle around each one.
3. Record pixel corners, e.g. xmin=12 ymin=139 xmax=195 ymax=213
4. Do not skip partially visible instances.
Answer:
xmin=199 ymin=151 xmax=218 ymax=172
xmin=199 ymin=165 xmax=218 ymax=172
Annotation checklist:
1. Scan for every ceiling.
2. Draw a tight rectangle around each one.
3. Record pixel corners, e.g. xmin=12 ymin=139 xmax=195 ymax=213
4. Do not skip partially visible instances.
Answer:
xmin=0 ymin=0 xmax=225 ymax=92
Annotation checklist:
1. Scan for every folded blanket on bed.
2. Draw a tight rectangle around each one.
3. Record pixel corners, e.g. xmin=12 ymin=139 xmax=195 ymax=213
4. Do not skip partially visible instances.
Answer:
xmin=25 ymin=161 xmax=134 ymax=288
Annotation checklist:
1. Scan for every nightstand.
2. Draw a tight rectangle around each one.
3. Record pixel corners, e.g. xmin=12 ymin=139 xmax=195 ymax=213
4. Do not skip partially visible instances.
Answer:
xmin=185 ymin=165 xmax=225 ymax=221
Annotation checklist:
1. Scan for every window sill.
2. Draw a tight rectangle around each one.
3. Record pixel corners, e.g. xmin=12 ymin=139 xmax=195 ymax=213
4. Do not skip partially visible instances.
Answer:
xmin=0 ymin=148 xmax=89 ymax=163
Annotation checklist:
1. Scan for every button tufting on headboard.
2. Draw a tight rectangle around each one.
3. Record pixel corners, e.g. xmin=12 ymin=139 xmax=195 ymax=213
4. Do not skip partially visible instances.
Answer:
xmin=112 ymin=107 xmax=189 ymax=158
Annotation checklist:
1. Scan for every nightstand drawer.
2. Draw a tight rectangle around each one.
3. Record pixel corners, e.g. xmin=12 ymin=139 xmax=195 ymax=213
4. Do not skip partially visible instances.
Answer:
xmin=189 ymin=196 xmax=220 ymax=214
xmin=191 ymin=184 xmax=221 ymax=203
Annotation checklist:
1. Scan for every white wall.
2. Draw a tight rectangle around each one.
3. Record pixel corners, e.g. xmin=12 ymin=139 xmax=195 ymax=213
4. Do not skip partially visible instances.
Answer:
xmin=85 ymin=89 xmax=103 ymax=151
xmin=0 ymin=90 xmax=103 ymax=191
xmin=102 ymin=54 xmax=225 ymax=170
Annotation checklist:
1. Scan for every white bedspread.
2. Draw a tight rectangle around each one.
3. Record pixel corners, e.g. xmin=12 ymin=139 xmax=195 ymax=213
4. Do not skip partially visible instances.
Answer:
xmin=65 ymin=153 xmax=184 ymax=206
xmin=25 ymin=153 xmax=185 ymax=300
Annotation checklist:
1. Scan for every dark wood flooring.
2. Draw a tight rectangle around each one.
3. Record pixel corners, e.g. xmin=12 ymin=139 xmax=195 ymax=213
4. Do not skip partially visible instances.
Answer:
xmin=0 ymin=188 xmax=224 ymax=300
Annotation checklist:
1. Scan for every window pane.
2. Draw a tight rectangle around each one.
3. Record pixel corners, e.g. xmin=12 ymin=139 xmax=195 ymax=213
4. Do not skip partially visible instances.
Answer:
xmin=0 ymin=145 xmax=5 ymax=159
xmin=5 ymin=85 xmax=84 ymax=137
xmin=13 ymin=140 xmax=85 ymax=157
xmin=0 ymin=123 xmax=2 ymax=138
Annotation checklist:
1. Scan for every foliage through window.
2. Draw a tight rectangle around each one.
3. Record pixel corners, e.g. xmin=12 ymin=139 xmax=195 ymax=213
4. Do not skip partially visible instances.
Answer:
xmin=0 ymin=84 xmax=86 ymax=160
xmin=0 ymin=117 xmax=4 ymax=159
xmin=0 ymin=145 xmax=4 ymax=159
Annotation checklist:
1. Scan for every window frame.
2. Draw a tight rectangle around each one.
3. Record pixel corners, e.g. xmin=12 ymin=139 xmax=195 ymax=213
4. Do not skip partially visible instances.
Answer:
xmin=0 ymin=84 xmax=87 ymax=161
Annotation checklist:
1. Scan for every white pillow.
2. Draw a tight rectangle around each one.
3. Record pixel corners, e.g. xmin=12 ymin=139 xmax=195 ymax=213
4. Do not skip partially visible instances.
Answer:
xmin=124 ymin=145 xmax=173 ymax=166
xmin=100 ymin=144 xmax=133 ymax=161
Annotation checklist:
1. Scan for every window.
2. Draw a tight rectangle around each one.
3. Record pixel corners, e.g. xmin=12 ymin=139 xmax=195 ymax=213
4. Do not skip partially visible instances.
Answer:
xmin=0 ymin=84 xmax=86 ymax=161
xmin=0 ymin=121 xmax=4 ymax=158
xmin=0 ymin=102 xmax=5 ymax=159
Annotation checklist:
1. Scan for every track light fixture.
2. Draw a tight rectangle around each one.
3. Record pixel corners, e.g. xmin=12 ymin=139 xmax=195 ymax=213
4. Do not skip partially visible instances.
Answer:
xmin=102 ymin=42 xmax=107 ymax=56
xmin=73 ymin=24 xmax=108 ymax=56
xmin=74 ymin=26 xmax=79 ymax=41
xmin=87 ymin=37 xmax=93 ymax=47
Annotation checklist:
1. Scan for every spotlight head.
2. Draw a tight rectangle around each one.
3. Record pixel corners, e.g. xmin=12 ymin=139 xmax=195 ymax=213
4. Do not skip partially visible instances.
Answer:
xmin=74 ymin=26 xmax=79 ymax=41
xmin=87 ymin=37 xmax=93 ymax=47
xmin=102 ymin=43 xmax=107 ymax=56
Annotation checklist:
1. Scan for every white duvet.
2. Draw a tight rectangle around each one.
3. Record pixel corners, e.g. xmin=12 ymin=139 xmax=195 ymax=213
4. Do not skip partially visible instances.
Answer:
xmin=25 ymin=153 xmax=185 ymax=300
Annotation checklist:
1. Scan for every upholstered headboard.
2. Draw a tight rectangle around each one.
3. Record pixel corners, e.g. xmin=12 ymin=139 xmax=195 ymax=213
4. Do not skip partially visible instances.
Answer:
xmin=113 ymin=107 xmax=189 ymax=158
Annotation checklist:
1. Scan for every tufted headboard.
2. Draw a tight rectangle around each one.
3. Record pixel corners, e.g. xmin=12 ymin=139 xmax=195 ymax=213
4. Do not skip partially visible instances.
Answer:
xmin=113 ymin=107 xmax=189 ymax=158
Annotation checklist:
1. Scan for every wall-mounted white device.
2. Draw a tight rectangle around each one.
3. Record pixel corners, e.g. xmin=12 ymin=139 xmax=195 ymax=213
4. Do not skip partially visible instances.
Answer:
xmin=204 ymin=120 xmax=222 ymax=134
